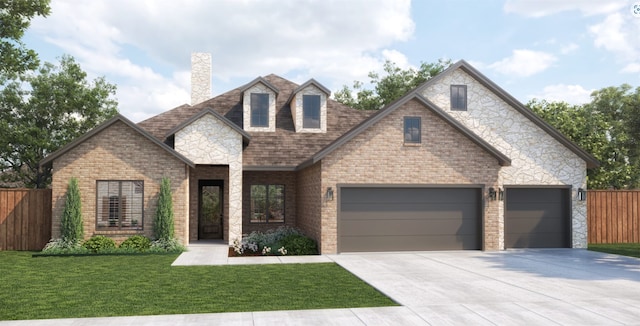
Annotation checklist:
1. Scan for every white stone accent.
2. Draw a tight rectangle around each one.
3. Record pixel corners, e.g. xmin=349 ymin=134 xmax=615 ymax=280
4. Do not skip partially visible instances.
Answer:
xmin=174 ymin=113 xmax=243 ymax=245
xmin=191 ymin=53 xmax=211 ymax=105
xmin=243 ymin=83 xmax=276 ymax=132
xmin=291 ymin=85 xmax=327 ymax=133
xmin=420 ymin=69 xmax=588 ymax=248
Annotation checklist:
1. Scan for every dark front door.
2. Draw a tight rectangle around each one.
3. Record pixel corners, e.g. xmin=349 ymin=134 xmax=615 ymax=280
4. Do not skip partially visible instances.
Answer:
xmin=199 ymin=180 xmax=223 ymax=239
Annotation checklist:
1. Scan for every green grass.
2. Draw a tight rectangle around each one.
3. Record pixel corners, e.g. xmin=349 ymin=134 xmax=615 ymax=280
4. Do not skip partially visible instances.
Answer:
xmin=588 ymin=243 xmax=640 ymax=258
xmin=0 ymin=252 xmax=396 ymax=320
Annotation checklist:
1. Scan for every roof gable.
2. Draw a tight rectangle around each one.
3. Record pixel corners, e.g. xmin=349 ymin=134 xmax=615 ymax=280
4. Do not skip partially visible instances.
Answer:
xmin=302 ymin=92 xmax=511 ymax=168
xmin=41 ymin=114 xmax=195 ymax=168
xmin=165 ymin=107 xmax=251 ymax=144
xmin=240 ymin=76 xmax=280 ymax=95
xmin=417 ymin=60 xmax=599 ymax=168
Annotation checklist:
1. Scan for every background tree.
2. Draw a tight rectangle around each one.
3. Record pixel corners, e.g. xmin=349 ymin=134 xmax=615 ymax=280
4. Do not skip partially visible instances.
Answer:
xmin=154 ymin=177 xmax=175 ymax=241
xmin=0 ymin=55 xmax=118 ymax=188
xmin=0 ymin=0 xmax=50 ymax=80
xmin=60 ymin=177 xmax=83 ymax=243
xmin=527 ymin=84 xmax=640 ymax=189
xmin=334 ymin=59 xmax=452 ymax=110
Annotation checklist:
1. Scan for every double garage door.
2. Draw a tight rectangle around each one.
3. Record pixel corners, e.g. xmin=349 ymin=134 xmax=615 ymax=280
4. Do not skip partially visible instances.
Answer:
xmin=338 ymin=186 xmax=570 ymax=252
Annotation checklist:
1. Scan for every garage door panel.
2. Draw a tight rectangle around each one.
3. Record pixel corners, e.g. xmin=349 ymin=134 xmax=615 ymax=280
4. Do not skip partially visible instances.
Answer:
xmin=505 ymin=188 xmax=570 ymax=249
xmin=339 ymin=187 xmax=481 ymax=252
xmin=340 ymin=235 xmax=481 ymax=252
xmin=341 ymin=188 xmax=478 ymax=204
xmin=340 ymin=218 xmax=479 ymax=236
xmin=506 ymin=217 xmax=566 ymax=233
xmin=340 ymin=207 xmax=474 ymax=220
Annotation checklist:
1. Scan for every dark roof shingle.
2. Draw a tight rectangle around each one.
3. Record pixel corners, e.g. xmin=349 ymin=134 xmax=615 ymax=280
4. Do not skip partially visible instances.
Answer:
xmin=137 ymin=74 xmax=372 ymax=168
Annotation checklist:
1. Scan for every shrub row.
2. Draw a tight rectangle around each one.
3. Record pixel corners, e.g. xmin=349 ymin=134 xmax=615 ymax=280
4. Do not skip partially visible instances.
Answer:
xmin=233 ymin=226 xmax=318 ymax=256
xmin=41 ymin=235 xmax=184 ymax=255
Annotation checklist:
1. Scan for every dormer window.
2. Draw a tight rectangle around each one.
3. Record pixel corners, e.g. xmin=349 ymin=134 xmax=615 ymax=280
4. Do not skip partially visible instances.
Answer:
xmin=241 ymin=77 xmax=279 ymax=132
xmin=303 ymin=95 xmax=321 ymax=129
xmin=250 ymin=93 xmax=269 ymax=127
xmin=290 ymin=79 xmax=330 ymax=133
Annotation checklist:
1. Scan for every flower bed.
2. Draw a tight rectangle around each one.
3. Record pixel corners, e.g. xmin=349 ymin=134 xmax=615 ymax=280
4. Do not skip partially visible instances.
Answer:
xmin=231 ymin=226 xmax=318 ymax=257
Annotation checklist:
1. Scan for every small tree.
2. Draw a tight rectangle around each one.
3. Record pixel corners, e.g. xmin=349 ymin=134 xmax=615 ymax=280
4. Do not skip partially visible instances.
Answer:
xmin=154 ymin=177 xmax=175 ymax=240
xmin=60 ymin=177 xmax=83 ymax=242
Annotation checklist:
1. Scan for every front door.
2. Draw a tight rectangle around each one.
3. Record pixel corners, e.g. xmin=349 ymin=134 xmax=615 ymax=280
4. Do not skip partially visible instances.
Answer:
xmin=198 ymin=180 xmax=223 ymax=239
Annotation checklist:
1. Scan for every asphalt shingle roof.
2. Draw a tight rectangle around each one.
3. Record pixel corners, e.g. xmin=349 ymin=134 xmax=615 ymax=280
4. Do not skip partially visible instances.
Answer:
xmin=137 ymin=74 xmax=372 ymax=168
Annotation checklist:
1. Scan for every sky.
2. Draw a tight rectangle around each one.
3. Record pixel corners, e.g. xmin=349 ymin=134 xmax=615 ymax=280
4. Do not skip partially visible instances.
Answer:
xmin=22 ymin=0 xmax=640 ymax=122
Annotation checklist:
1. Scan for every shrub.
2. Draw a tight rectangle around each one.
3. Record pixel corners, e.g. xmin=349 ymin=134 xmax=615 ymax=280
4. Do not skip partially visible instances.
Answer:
xmin=154 ymin=177 xmax=175 ymax=240
xmin=119 ymin=235 xmax=151 ymax=252
xmin=243 ymin=226 xmax=302 ymax=249
xmin=60 ymin=178 xmax=83 ymax=242
xmin=278 ymin=234 xmax=318 ymax=255
xmin=41 ymin=238 xmax=88 ymax=254
xmin=82 ymin=236 xmax=116 ymax=253
xmin=234 ymin=227 xmax=317 ymax=256
xmin=149 ymin=238 xmax=186 ymax=253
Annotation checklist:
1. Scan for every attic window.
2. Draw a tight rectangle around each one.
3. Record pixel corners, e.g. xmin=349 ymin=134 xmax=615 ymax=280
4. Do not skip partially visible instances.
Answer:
xmin=404 ymin=116 xmax=421 ymax=144
xmin=303 ymin=95 xmax=321 ymax=129
xmin=450 ymin=85 xmax=467 ymax=111
xmin=250 ymin=93 xmax=269 ymax=127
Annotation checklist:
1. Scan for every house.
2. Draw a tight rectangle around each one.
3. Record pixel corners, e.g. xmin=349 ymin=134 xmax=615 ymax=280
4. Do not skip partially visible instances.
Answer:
xmin=41 ymin=53 xmax=598 ymax=253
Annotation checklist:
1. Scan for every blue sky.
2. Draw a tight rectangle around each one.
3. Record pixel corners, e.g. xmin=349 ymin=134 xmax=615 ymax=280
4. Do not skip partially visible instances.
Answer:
xmin=23 ymin=0 xmax=640 ymax=122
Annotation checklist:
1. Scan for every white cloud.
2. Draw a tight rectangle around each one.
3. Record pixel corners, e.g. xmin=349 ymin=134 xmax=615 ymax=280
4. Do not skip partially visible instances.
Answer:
xmin=621 ymin=63 xmax=640 ymax=73
xmin=488 ymin=50 xmax=557 ymax=77
xmin=504 ymin=0 xmax=627 ymax=17
xmin=28 ymin=0 xmax=414 ymax=121
xmin=589 ymin=13 xmax=640 ymax=62
xmin=529 ymin=84 xmax=593 ymax=104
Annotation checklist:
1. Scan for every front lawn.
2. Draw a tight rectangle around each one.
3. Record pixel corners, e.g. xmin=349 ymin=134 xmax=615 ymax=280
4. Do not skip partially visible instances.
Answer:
xmin=0 ymin=252 xmax=396 ymax=320
xmin=588 ymin=243 xmax=640 ymax=258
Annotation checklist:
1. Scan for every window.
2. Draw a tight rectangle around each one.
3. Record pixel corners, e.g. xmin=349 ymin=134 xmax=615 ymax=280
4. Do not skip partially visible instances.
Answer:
xmin=97 ymin=181 xmax=143 ymax=230
xmin=450 ymin=85 xmax=467 ymax=111
xmin=404 ymin=117 xmax=421 ymax=144
xmin=250 ymin=185 xmax=284 ymax=223
xmin=250 ymin=93 xmax=269 ymax=127
xmin=303 ymin=95 xmax=321 ymax=128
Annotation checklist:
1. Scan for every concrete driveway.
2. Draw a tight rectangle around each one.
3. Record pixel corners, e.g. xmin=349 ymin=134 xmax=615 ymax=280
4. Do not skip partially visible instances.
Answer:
xmin=330 ymin=249 xmax=640 ymax=325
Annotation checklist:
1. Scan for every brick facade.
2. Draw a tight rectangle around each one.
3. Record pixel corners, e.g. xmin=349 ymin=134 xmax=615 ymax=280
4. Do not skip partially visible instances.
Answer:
xmin=51 ymin=121 xmax=189 ymax=245
xmin=295 ymin=162 xmax=322 ymax=244
xmin=242 ymin=171 xmax=297 ymax=234
xmin=320 ymin=99 xmax=501 ymax=253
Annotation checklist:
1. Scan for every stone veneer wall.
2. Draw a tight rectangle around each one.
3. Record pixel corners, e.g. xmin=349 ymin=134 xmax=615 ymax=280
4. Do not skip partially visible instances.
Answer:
xmin=320 ymin=99 xmax=501 ymax=254
xmin=191 ymin=52 xmax=211 ymax=105
xmin=290 ymin=85 xmax=327 ymax=133
xmin=295 ymin=162 xmax=323 ymax=247
xmin=420 ymin=69 xmax=588 ymax=248
xmin=242 ymin=171 xmax=297 ymax=234
xmin=243 ymin=83 xmax=277 ymax=132
xmin=174 ymin=114 xmax=243 ymax=245
xmin=51 ymin=121 xmax=189 ymax=244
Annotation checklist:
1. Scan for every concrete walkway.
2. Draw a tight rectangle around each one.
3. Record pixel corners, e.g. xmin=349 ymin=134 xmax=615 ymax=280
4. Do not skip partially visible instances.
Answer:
xmin=3 ymin=246 xmax=640 ymax=325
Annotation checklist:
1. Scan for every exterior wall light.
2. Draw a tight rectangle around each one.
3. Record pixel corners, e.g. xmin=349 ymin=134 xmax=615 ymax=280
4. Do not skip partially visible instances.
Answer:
xmin=498 ymin=187 xmax=504 ymax=201
xmin=488 ymin=187 xmax=497 ymax=201
xmin=325 ymin=187 xmax=334 ymax=201
xmin=578 ymin=188 xmax=586 ymax=201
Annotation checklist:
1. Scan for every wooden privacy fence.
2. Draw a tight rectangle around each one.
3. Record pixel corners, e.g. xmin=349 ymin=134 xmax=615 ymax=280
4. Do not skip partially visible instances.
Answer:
xmin=588 ymin=190 xmax=640 ymax=244
xmin=0 ymin=189 xmax=52 ymax=250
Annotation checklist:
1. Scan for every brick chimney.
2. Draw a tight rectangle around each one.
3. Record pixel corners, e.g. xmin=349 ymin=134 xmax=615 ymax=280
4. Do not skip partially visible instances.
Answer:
xmin=190 ymin=52 xmax=211 ymax=105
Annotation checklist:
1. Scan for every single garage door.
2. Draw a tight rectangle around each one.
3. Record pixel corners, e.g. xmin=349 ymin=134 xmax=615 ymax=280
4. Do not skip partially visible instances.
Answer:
xmin=505 ymin=188 xmax=570 ymax=248
xmin=338 ymin=187 xmax=481 ymax=252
